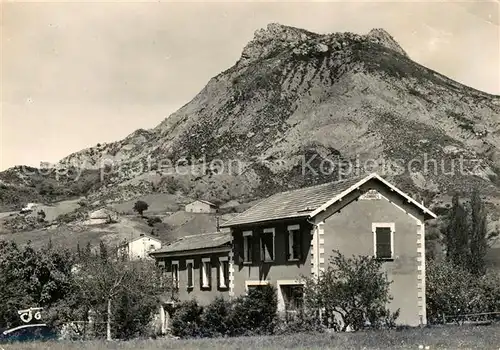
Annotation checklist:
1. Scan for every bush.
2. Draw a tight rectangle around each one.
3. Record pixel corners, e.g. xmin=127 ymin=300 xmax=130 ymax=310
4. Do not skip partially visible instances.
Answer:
xmin=77 ymin=199 xmax=89 ymax=207
xmin=171 ymin=286 xmax=278 ymax=339
xmin=303 ymin=251 xmax=399 ymax=331
xmin=229 ymin=284 xmax=278 ymax=336
xmin=171 ymin=300 xmax=203 ymax=338
xmin=426 ymin=259 xmax=500 ymax=324
xmin=146 ymin=216 xmax=162 ymax=227
xmin=274 ymin=309 xmax=324 ymax=335
xmin=477 ymin=272 xmax=500 ymax=313
xmin=56 ymin=209 xmax=85 ymax=224
xmin=37 ymin=210 xmax=46 ymax=223
xmin=199 ymin=297 xmax=232 ymax=337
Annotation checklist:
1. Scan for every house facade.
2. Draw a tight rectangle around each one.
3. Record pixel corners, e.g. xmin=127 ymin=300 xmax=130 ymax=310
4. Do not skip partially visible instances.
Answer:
xmin=149 ymin=232 xmax=232 ymax=333
xmin=118 ymin=234 xmax=162 ymax=261
xmin=150 ymin=232 xmax=232 ymax=304
xmin=221 ymin=173 xmax=436 ymax=326
xmin=185 ymin=200 xmax=218 ymax=214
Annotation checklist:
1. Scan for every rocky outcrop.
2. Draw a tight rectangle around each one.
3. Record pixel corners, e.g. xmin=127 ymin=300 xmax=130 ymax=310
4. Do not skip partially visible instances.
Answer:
xmin=365 ymin=28 xmax=408 ymax=57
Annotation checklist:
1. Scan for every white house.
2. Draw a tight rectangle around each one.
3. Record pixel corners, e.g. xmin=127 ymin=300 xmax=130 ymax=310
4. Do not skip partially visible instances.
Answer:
xmin=118 ymin=234 xmax=162 ymax=261
xmin=184 ymin=200 xmax=218 ymax=214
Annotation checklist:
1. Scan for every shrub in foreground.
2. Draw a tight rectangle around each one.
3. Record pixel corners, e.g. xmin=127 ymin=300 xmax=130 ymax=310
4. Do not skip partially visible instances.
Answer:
xmin=171 ymin=300 xmax=204 ymax=338
xmin=303 ymin=251 xmax=399 ymax=331
xmin=274 ymin=309 xmax=325 ymax=335
xmin=229 ymin=284 xmax=278 ymax=336
xmin=426 ymin=259 xmax=500 ymax=324
xmin=171 ymin=285 xmax=278 ymax=338
xmin=199 ymin=297 xmax=232 ymax=337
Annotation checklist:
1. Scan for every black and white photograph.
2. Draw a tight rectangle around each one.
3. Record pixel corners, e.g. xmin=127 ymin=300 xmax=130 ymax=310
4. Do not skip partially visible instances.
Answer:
xmin=1 ymin=0 xmax=499 ymax=348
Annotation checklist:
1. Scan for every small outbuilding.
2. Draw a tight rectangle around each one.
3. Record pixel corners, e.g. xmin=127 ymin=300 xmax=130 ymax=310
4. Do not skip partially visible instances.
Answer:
xmin=184 ymin=200 xmax=218 ymax=214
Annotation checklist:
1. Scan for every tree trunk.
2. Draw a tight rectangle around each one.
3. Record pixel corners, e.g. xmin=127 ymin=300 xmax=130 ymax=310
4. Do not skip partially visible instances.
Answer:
xmin=106 ymin=298 xmax=112 ymax=341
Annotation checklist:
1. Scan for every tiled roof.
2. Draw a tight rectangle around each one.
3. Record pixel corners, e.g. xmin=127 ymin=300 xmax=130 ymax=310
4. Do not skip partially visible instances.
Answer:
xmin=150 ymin=231 xmax=231 ymax=255
xmin=221 ymin=176 xmax=364 ymax=227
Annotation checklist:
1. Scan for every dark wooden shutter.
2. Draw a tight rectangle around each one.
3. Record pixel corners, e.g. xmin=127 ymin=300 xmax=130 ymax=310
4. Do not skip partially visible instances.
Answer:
xmin=293 ymin=230 xmax=301 ymax=260
xmin=207 ymin=260 xmax=212 ymax=288
xmin=216 ymin=260 xmax=221 ymax=288
xmin=376 ymin=227 xmax=392 ymax=259
xmin=240 ymin=235 xmax=245 ymax=263
xmin=187 ymin=262 xmax=193 ymax=288
xmin=224 ymin=261 xmax=229 ymax=287
xmin=247 ymin=235 xmax=253 ymax=263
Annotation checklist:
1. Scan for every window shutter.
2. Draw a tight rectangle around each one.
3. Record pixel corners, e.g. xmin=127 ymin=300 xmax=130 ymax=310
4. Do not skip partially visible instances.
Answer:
xmin=207 ymin=261 xmax=212 ymax=287
xmin=187 ymin=263 xmax=193 ymax=288
xmin=241 ymin=236 xmax=246 ymax=262
xmin=224 ymin=261 xmax=229 ymax=287
xmin=199 ymin=260 xmax=204 ymax=288
xmin=293 ymin=230 xmax=301 ymax=260
xmin=376 ymin=227 xmax=392 ymax=258
xmin=217 ymin=261 xmax=221 ymax=288
xmin=248 ymin=236 xmax=253 ymax=262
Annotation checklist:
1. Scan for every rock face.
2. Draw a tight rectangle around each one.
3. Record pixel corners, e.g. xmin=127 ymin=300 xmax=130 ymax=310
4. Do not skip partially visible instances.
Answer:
xmin=2 ymin=23 xmax=500 ymax=212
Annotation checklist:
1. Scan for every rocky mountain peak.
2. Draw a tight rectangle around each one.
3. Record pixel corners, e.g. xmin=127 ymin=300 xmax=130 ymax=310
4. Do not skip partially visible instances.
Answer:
xmin=239 ymin=23 xmax=319 ymax=65
xmin=365 ymin=28 xmax=408 ymax=57
xmin=239 ymin=23 xmax=408 ymax=65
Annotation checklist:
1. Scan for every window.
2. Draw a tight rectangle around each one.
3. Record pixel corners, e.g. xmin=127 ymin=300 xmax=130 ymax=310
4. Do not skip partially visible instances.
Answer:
xmin=201 ymin=258 xmax=211 ymax=288
xmin=171 ymin=261 xmax=179 ymax=289
xmin=218 ymin=256 xmax=229 ymax=288
xmin=186 ymin=259 xmax=194 ymax=289
xmin=287 ymin=224 xmax=301 ymax=261
xmin=149 ymin=244 xmax=156 ymax=251
xmin=373 ymin=223 xmax=395 ymax=260
xmin=281 ymin=285 xmax=304 ymax=311
xmin=261 ymin=228 xmax=275 ymax=262
xmin=243 ymin=231 xmax=253 ymax=263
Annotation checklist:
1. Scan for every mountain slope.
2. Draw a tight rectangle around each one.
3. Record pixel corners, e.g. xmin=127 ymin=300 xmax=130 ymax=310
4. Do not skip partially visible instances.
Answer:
xmin=2 ymin=23 xmax=500 ymax=212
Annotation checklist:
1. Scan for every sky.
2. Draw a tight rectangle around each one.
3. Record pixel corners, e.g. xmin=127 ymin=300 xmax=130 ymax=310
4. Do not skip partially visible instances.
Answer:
xmin=1 ymin=0 xmax=499 ymax=170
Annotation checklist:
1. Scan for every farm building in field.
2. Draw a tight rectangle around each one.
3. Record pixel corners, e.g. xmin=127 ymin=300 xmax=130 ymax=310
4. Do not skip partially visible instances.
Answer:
xmin=150 ymin=173 xmax=437 ymax=329
xmin=118 ymin=233 xmax=162 ymax=261
xmin=184 ymin=200 xmax=218 ymax=214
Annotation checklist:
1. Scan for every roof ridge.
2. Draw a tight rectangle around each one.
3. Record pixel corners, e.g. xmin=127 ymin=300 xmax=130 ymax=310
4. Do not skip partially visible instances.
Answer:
xmin=181 ymin=231 xmax=229 ymax=239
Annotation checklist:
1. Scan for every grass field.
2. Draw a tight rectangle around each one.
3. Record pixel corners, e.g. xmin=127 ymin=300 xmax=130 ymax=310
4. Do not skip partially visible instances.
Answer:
xmin=2 ymin=324 xmax=500 ymax=350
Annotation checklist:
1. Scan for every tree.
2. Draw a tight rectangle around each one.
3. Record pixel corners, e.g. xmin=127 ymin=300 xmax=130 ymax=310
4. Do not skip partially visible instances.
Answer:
xmin=303 ymin=251 xmax=399 ymax=331
xmin=443 ymin=189 xmax=498 ymax=275
xmin=469 ymin=189 xmax=488 ymax=275
xmin=444 ymin=193 xmax=469 ymax=269
xmin=133 ymin=200 xmax=149 ymax=216
xmin=0 ymin=241 xmax=76 ymax=329
xmin=37 ymin=210 xmax=46 ymax=223
xmin=99 ymin=240 xmax=108 ymax=261
xmin=74 ymin=248 xmax=166 ymax=340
